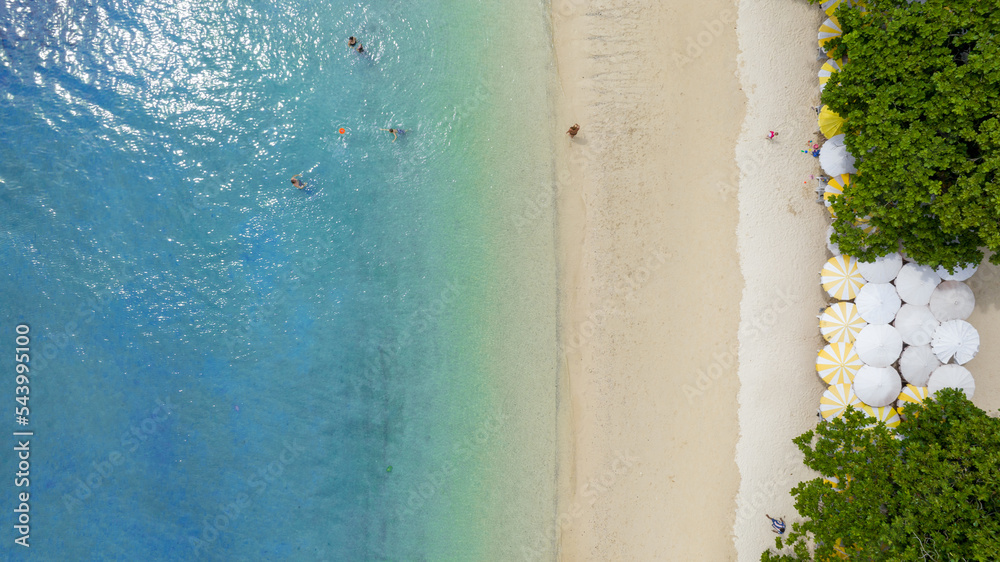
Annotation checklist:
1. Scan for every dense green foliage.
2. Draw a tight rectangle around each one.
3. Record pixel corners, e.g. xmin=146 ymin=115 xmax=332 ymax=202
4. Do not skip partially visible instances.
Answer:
xmin=761 ymin=389 xmax=1000 ymax=561
xmin=820 ymin=0 xmax=1000 ymax=270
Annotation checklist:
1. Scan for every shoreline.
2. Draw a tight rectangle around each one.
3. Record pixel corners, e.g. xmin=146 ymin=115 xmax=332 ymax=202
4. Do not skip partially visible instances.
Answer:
xmin=552 ymin=0 xmax=746 ymax=559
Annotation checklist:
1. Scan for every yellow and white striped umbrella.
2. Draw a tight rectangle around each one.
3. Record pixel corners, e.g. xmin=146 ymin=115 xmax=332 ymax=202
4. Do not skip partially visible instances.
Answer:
xmin=820 ymin=383 xmax=861 ymax=420
xmin=816 ymin=342 xmax=863 ymax=385
xmin=855 ymin=215 xmax=876 ymax=235
xmin=819 ymin=17 xmax=842 ymax=52
xmin=897 ymin=384 xmax=930 ymax=415
xmin=861 ymin=404 xmax=902 ymax=428
xmin=833 ymin=538 xmax=852 ymax=559
xmin=820 ymin=0 xmax=865 ymax=16
xmin=822 ymin=474 xmax=854 ymax=492
xmin=819 ymin=301 xmax=868 ymax=343
xmin=822 ymin=256 xmax=866 ymax=300
xmin=819 ymin=58 xmax=845 ymax=90
xmin=820 ymin=302 xmax=867 ymax=343
xmin=824 ymin=174 xmax=852 ymax=216
xmin=819 ymin=106 xmax=846 ymax=139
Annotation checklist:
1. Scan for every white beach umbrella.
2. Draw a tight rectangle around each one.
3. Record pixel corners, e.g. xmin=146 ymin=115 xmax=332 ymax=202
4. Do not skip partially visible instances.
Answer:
xmin=854 ymin=283 xmax=901 ymax=324
xmin=896 ymin=384 xmax=930 ymax=415
xmin=826 ymin=225 xmax=841 ymax=256
xmin=929 ymin=281 xmax=975 ymax=322
xmin=894 ymin=263 xmax=941 ymax=305
xmin=857 ymin=253 xmax=902 ymax=283
xmin=819 ymin=134 xmax=857 ymax=176
xmin=821 ymin=255 xmax=866 ymax=300
xmin=853 ymin=365 xmax=902 ymax=407
xmin=893 ymin=304 xmax=939 ymax=346
xmin=932 ymin=320 xmax=980 ymax=364
xmin=898 ymin=344 xmax=941 ymax=386
xmin=854 ymin=324 xmax=903 ymax=367
xmin=861 ymin=404 xmax=902 ymax=429
xmin=935 ymin=263 xmax=978 ymax=282
xmin=928 ymin=364 xmax=975 ymax=399
xmin=820 ymin=302 xmax=868 ymax=343
xmin=816 ymin=342 xmax=864 ymax=385
xmin=820 ymin=383 xmax=861 ymax=420
xmin=818 ymin=58 xmax=845 ymax=91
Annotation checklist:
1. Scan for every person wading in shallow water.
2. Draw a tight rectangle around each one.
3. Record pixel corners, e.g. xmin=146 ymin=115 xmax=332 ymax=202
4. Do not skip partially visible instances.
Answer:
xmin=566 ymin=123 xmax=581 ymax=137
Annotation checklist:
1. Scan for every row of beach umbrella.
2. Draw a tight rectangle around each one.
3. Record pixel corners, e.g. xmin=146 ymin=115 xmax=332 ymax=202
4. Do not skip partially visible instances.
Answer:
xmin=816 ymin=252 xmax=980 ymax=424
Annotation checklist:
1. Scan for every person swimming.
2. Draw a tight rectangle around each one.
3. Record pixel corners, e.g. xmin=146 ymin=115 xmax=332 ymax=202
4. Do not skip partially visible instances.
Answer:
xmin=356 ymin=44 xmax=364 ymax=53
xmin=381 ymin=128 xmax=405 ymax=142
xmin=348 ymin=36 xmax=357 ymax=48
xmin=290 ymin=173 xmax=306 ymax=189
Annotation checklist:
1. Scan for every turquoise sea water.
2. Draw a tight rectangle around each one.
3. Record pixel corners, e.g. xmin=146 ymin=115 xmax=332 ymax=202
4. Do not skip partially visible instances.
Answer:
xmin=0 ymin=0 xmax=560 ymax=559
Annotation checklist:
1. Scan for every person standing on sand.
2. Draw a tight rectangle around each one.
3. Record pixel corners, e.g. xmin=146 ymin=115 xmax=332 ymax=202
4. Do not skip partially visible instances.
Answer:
xmin=567 ymin=124 xmax=580 ymax=137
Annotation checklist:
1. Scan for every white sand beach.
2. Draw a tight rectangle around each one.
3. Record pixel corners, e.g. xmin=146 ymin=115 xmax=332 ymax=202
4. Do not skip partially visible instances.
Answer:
xmin=554 ymin=1 xmax=1000 ymax=561
xmin=553 ymin=0 xmax=745 ymax=559
xmin=732 ymin=2 xmax=1000 ymax=559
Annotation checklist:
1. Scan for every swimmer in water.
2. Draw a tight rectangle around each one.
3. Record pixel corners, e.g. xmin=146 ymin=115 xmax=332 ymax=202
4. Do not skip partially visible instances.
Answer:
xmin=356 ymin=44 xmax=364 ymax=53
xmin=290 ymin=173 xmax=306 ymax=189
xmin=348 ymin=36 xmax=357 ymax=48
xmin=381 ymin=128 xmax=405 ymax=142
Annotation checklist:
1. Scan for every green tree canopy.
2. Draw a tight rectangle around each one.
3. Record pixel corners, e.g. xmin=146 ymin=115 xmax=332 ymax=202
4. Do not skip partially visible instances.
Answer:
xmin=821 ymin=0 xmax=1000 ymax=271
xmin=761 ymin=389 xmax=1000 ymax=561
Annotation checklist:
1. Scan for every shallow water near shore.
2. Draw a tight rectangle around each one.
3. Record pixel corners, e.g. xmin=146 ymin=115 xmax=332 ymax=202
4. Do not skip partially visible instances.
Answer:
xmin=0 ymin=0 xmax=559 ymax=558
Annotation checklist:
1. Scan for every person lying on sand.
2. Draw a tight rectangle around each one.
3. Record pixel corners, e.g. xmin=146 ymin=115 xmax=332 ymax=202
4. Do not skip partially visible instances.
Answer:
xmin=566 ymin=124 xmax=580 ymax=137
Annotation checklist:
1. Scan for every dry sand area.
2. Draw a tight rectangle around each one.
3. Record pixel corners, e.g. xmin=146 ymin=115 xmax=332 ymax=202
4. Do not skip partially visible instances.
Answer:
xmin=554 ymin=0 xmax=1000 ymax=560
xmin=554 ymin=0 xmax=744 ymax=559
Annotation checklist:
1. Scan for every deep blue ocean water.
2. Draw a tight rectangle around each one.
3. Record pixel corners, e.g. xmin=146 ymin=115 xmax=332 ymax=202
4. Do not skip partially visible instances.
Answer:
xmin=1 ymin=0 xmax=560 ymax=560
